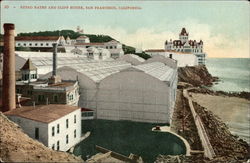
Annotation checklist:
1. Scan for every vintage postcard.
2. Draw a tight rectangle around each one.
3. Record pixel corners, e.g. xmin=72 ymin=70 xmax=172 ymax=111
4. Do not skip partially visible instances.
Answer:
xmin=0 ymin=0 xmax=249 ymax=162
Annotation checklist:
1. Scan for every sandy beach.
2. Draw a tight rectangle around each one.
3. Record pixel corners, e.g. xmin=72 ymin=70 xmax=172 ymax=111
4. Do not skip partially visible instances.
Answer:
xmin=190 ymin=93 xmax=250 ymax=144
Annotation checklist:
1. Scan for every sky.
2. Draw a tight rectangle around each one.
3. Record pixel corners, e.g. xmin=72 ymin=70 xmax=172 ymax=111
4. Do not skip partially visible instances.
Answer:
xmin=0 ymin=0 xmax=249 ymax=58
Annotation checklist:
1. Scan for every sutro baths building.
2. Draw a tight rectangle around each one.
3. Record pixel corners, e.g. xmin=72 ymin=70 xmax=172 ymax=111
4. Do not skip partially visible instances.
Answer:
xmin=39 ymin=58 xmax=178 ymax=124
xmin=12 ymin=51 xmax=178 ymax=124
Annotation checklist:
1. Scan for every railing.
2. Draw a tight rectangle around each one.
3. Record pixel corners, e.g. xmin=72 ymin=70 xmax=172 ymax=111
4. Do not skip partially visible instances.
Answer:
xmin=183 ymin=89 xmax=216 ymax=159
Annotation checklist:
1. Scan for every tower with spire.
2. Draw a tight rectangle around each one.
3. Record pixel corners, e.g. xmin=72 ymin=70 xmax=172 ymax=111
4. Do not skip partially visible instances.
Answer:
xmin=164 ymin=28 xmax=206 ymax=65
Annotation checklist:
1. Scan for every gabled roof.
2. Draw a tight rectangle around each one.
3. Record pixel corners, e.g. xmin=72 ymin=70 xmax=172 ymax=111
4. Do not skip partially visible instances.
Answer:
xmin=15 ymin=36 xmax=60 ymax=41
xmin=76 ymin=35 xmax=89 ymax=40
xmin=20 ymin=59 xmax=37 ymax=71
xmin=180 ymin=28 xmax=188 ymax=36
xmin=4 ymin=104 xmax=80 ymax=123
xmin=75 ymin=42 xmax=104 ymax=46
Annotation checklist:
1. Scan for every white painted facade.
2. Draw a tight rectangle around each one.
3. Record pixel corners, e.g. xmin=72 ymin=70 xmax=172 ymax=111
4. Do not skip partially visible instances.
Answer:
xmin=41 ymin=62 xmax=178 ymax=124
xmin=76 ymin=36 xmax=90 ymax=44
xmin=164 ymin=28 xmax=206 ymax=65
xmin=7 ymin=109 xmax=81 ymax=152
xmin=164 ymin=52 xmax=198 ymax=67
xmin=15 ymin=36 xmax=66 ymax=48
xmin=145 ymin=50 xmax=198 ymax=67
xmin=65 ymin=39 xmax=124 ymax=59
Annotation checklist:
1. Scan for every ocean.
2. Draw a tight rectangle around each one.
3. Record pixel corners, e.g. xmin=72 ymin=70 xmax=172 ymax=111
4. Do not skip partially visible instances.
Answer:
xmin=206 ymin=58 xmax=250 ymax=92
xmin=206 ymin=58 xmax=250 ymax=143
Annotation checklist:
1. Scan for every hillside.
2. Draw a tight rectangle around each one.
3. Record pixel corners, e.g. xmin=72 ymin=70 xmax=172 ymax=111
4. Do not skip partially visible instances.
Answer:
xmin=0 ymin=112 xmax=83 ymax=162
xmin=16 ymin=30 xmax=151 ymax=59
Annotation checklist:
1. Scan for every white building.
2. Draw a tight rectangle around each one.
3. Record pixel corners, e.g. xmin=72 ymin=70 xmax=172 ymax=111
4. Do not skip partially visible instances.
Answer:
xmin=15 ymin=36 xmax=66 ymax=48
xmin=5 ymin=104 xmax=81 ymax=151
xmin=145 ymin=49 xmax=198 ymax=67
xmin=164 ymin=28 xmax=206 ymax=65
xmin=65 ymin=39 xmax=124 ymax=59
xmin=87 ymin=47 xmax=111 ymax=61
xmin=41 ymin=61 xmax=178 ymax=124
xmin=15 ymin=52 xmax=178 ymax=124
xmin=76 ymin=36 xmax=90 ymax=44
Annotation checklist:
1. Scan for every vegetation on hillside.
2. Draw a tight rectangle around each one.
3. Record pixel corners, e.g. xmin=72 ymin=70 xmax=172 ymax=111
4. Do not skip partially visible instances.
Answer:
xmin=17 ymin=30 xmax=151 ymax=59
xmin=17 ymin=30 xmax=114 ymax=43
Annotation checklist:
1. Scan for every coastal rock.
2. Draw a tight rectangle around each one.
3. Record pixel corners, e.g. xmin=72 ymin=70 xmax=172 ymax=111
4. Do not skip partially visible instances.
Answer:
xmin=178 ymin=65 xmax=218 ymax=87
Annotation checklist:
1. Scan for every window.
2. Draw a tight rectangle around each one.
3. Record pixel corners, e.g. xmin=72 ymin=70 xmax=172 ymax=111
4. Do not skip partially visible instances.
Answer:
xmin=74 ymin=115 xmax=76 ymax=124
xmin=29 ymin=43 xmax=32 ymax=46
xmin=35 ymin=128 xmax=39 ymax=139
xmin=38 ymin=95 xmax=45 ymax=102
xmin=40 ymin=43 xmax=43 ymax=46
xmin=57 ymin=141 xmax=60 ymax=150
xmin=82 ymin=112 xmax=94 ymax=117
xmin=27 ymin=90 xmax=32 ymax=95
xmin=66 ymin=135 xmax=69 ymax=144
xmin=54 ymin=95 xmax=58 ymax=102
xmin=66 ymin=119 xmax=69 ymax=128
xmin=46 ymin=43 xmax=49 ymax=46
xmin=31 ymin=74 xmax=37 ymax=79
xmin=68 ymin=94 xmax=74 ymax=101
xmin=52 ymin=126 xmax=55 ymax=136
xmin=35 ymin=43 xmax=38 ymax=46
xmin=74 ymin=130 xmax=76 ymax=138
xmin=18 ymin=43 xmax=21 ymax=46
xmin=52 ymin=144 xmax=55 ymax=150
xmin=57 ymin=124 xmax=60 ymax=134
xmin=23 ymin=43 xmax=26 ymax=46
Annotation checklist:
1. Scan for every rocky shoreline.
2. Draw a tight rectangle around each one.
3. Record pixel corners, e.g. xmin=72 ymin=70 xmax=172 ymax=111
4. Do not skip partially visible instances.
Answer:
xmin=157 ymin=65 xmax=250 ymax=162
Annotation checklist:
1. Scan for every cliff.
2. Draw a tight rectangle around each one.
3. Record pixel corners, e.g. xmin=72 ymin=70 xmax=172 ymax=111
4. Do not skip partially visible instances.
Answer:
xmin=0 ymin=112 xmax=83 ymax=162
xmin=178 ymin=65 xmax=218 ymax=87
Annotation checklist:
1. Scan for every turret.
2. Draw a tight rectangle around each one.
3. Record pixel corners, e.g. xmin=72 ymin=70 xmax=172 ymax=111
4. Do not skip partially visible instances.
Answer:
xmin=179 ymin=28 xmax=189 ymax=44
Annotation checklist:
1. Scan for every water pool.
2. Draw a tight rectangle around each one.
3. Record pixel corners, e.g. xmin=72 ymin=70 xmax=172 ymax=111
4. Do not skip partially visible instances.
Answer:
xmin=73 ymin=120 xmax=186 ymax=163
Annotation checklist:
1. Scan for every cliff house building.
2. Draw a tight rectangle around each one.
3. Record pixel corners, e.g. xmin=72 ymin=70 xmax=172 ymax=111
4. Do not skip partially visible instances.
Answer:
xmin=145 ymin=28 xmax=206 ymax=66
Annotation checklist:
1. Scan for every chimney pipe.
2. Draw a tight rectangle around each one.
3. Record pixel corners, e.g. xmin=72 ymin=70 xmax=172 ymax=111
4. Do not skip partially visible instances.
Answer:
xmin=2 ymin=23 xmax=16 ymax=112
xmin=52 ymin=43 xmax=58 ymax=76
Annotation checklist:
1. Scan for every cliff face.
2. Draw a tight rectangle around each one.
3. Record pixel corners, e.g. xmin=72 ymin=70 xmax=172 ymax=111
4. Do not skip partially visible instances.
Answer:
xmin=178 ymin=65 xmax=217 ymax=87
xmin=0 ymin=112 xmax=82 ymax=162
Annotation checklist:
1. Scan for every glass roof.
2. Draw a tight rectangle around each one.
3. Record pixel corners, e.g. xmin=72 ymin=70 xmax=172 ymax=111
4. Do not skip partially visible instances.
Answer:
xmin=134 ymin=62 xmax=175 ymax=82
xmin=17 ymin=51 xmax=175 ymax=83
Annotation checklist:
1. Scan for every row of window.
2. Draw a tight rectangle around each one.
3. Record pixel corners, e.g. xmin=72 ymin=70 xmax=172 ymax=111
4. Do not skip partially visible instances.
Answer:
xmin=51 ymin=115 xmax=77 ymax=137
xmin=17 ymin=43 xmax=51 ymax=47
xmin=16 ymin=88 xmax=32 ymax=95
xmin=51 ymin=130 xmax=77 ymax=150
xmin=106 ymin=46 xmax=117 ymax=49
xmin=22 ymin=74 xmax=37 ymax=80
xmin=37 ymin=95 xmax=58 ymax=102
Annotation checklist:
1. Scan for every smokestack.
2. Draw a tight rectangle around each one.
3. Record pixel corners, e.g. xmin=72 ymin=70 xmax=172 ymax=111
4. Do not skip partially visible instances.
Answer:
xmin=52 ymin=43 xmax=57 ymax=76
xmin=2 ymin=23 xmax=16 ymax=112
xmin=48 ymin=43 xmax=61 ymax=84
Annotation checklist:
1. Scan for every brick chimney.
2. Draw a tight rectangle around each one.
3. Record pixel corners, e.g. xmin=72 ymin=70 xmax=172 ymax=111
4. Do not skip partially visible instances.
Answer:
xmin=48 ymin=43 xmax=61 ymax=84
xmin=1 ymin=23 xmax=16 ymax=112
